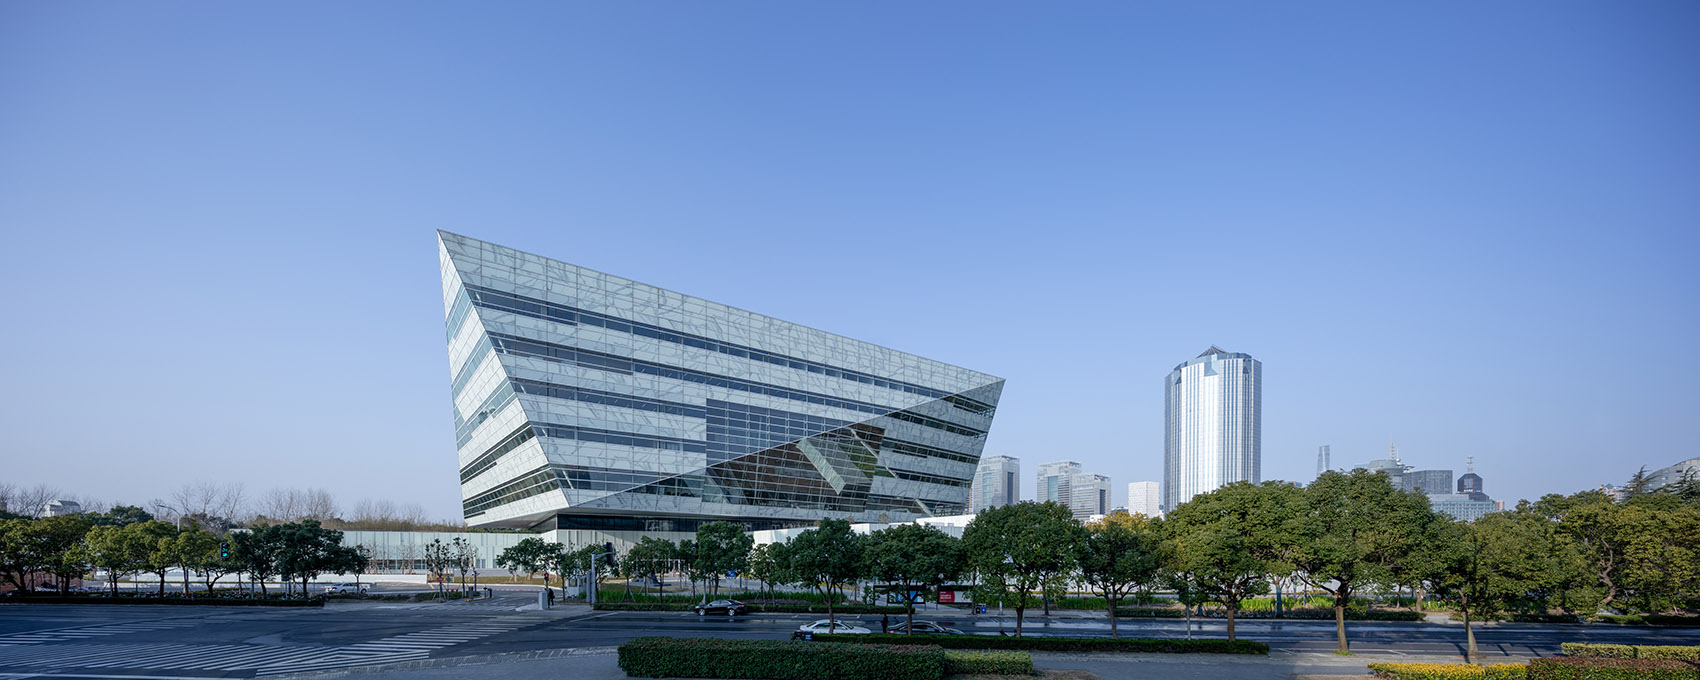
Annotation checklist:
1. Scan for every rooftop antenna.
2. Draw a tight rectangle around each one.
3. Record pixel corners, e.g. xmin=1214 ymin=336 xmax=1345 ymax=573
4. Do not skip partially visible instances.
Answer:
xmin=1389 ymin=440 xmax=1399 ymax=464
xmin=1467 ymin=456 xmax=1476 ymax=474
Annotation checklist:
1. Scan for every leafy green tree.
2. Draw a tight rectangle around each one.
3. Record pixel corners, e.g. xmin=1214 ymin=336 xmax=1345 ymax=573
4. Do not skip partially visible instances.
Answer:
xmin=349 ymin=545 xmax=372 ymax=588
xmin=160 ymin=524 xmax=219 ymax=596
xmin=39 ymin=516 xmax=95 ymax=594
xmin=1427 ymin=515 xmax=1543 ymax=661
xmin=273 ymin=520 xmax=344 ymax=596
xmin=625 ymin=537 xmax=677 ymax=597
xmin=232 ymin=526 xmax=282 ymax=596
xmin=133 ymin=521 xmax=179 ymax=596
xmin=694 ymin=521 xmax=754 ymax=598
xmin=1283 ymin=470 xmax=1431 ymax=653
xmin=1162 ymin=482 xmax=1299 ymax=641
xmin=96 ymin=505 xmax=154 ymax=527
xmin=1 ymin=516 xmax=95 ymax=595
xmin=865 ymin=523 xmax=964 ymax=634
xmin=497 ymin=537 xmax=553 ymax=587
xmin=1079 ymin=512 xmax=1164 ymax=639
xmin=788 ymin=518 xmax=864 ymax=628
xmin=552 ymin=543 xmax=600 ymax=594
xmin=85 ymin=523 xmax=151 ymax=594
xmin=962 ymin=501 xmax=1082 ymax=636
xmin=1623 ymin=467 xmax=1652 ymax=499
xmin=746 ymin=541 xmax=790 ymax=603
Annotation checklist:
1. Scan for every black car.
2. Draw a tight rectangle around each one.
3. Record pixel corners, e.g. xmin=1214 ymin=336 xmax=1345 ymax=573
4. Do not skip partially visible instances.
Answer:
xmin=693 ymin=599 xmax=749 ymax=616
xmin=888 ymin=620 xmax=964 ymax=635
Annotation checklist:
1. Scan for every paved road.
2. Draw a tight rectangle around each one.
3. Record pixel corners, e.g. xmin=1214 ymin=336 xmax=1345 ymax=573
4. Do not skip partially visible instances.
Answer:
xmin=3 ymin=599 xmax=1697 ymax=679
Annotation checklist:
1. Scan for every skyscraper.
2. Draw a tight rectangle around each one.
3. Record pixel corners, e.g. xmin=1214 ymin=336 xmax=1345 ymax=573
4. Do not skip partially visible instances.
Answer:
xmin=1316 ymin=445 xmax=1331 ymax=478
xmin=1037 ymin=461 xmax=1080 ymax=505
xmin=1127 ymin=481 xmax=1161 ymax=518
xmin=438 ymin=232 xmax=1004 ymax=544
xmin=1069 ymin=473 xmax=1111 ymax=520
xmin=1163 ymin=346 xmax=1261 ymax=511
xmin=969 ymin=455 xmax=1020 ymax=513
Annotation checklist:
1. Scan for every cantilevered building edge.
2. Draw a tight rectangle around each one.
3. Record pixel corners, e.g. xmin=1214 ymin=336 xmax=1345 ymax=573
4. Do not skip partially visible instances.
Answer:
xmin=438 ymin=231 xmax=1005 ymax=543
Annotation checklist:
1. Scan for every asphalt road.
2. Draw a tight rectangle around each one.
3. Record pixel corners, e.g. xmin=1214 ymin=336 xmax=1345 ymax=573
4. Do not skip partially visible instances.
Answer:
xmin=3 ymin=597 xmax=1697 ymax=679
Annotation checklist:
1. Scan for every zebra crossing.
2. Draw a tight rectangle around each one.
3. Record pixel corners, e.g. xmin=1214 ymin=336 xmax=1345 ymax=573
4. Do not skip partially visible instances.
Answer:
xmin=0 ymin=616 xmax=537 ymax=677
xmin=0 ymin=618 xmax=203 ymax=646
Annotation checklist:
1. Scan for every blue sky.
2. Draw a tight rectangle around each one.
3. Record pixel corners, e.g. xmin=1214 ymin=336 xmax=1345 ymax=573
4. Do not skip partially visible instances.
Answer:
xmin=2 ymin=1 xmax=1696 ymax=521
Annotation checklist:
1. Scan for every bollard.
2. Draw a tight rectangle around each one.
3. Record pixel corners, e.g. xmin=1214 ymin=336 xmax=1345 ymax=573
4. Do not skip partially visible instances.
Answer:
xmin=539 ymin=590 xmax=549 ymax=610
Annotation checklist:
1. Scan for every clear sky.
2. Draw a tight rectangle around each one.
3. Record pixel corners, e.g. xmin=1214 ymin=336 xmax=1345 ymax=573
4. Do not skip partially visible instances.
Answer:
xmin=2 ymin=1 xmax=1696 ymax=521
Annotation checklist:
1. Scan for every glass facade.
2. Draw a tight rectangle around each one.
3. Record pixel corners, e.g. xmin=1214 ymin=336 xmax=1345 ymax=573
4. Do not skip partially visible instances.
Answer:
xmin=1164 ymin=346 xmax=1261 ymax=511
xmin=439 ymin=231 xmax=1004 ymax=530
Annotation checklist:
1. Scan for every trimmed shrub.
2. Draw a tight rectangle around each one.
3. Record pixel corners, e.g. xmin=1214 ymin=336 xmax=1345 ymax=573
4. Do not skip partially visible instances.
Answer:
xmin=811 ymin=633 xmax=1268 ymax=655
xmin=1562 ymin=644 xmax=1700 ymax=661
xmin=1111 ymin=607 xmax=1422 ymax=621
xmin=1367 ymin=662 xmax=1527 ymax=679
xmin=1593 ymin=615 xmax=1700 ymax=627
xmin=617 ymin=637 xmax=944 ymax=679
xmin=594 ymin=602 xmax=906 ymax=614
xmin=1526 ymin=657 xmax=1700 ymax=680
xmin=1513 ymin=614 xmax=1584 ymax=624
xmin=942 ymin=651 xmax=1034 ymax=676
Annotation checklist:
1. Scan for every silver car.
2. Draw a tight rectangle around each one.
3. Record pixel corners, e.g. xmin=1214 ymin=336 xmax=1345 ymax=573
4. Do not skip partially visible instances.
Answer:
xmin=797 ymin=619 xmax=871 ymax=635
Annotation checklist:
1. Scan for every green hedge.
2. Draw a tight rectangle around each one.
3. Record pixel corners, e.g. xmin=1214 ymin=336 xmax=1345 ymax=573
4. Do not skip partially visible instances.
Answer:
xmin=1512 ymin=614 xmax=1584 ymax=624
xmin=616 ymin=637 xmax=944 ymax=679
xmin=942 ymin=651 xmax=1033 ymax=676
xmin=1562 ymin=644 xmax=1700 ymax=661
xmin=594 ymin=602 xmax=907 ymax=614
xmin=1527 ymin=657 xmax=1700 ymax=680
xmin=8 ymin=595 xmax=322 ymax=607
xmin=812 ymin=633 xmax=1267 ymax=655
xmin=1593 ymin=615 xmax=1700 ymax=627
xmin=1367 ymin=662 xmax=1527 ymax=679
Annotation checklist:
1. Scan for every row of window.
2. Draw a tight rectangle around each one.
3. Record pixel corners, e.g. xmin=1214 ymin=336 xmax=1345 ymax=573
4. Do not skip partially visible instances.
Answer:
xmin=455 ymin=382 xmax=517 ymax=449
xmin=487 ymin=332 xmax=988 ymax=440
xmin=463 ymin=283 xmax=996 ymax=416
xmin=445 ymin=288 xmax=475 ymax=341
xmin=460 ymin=424 xmax=536 ymax=483
xmin=449 ymin=336 xmax=494 ymax=400
xmin=510 ymin=378 xmax=709 ymax=420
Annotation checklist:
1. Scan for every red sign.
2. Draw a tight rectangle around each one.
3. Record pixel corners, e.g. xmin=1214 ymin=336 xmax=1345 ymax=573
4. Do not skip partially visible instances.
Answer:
xmin=938 ymin=590 xmax=955 ymax=603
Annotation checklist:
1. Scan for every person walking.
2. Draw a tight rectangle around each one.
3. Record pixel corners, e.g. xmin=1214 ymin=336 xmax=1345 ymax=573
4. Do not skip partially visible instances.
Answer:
xmin=881 ymin=614 xmax=890 ymax=634
xmin=547 ymin=588 xmax=556 ymax=605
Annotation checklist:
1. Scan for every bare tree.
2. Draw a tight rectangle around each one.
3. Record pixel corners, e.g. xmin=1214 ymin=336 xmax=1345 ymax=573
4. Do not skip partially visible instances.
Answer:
xmin=260 ymin=488 xmax=301 ymax=522
xmin=10 ymin=484 xmax=62 ymax=518
xmin=170 ymin=481 xmax=248 ymax=532
xmin=301 ymin=488 xmax=339 ymax=521
xmin=0 ymin=482 xmax=15 ymax=515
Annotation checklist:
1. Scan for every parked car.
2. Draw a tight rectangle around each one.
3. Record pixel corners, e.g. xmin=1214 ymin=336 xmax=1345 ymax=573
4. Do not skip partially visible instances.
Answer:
xmin=797 ymin=619 xmax=871 ymax=635
xmin=323 ymin=583 xmax=368 ymax=595
xmin=693 ymin=599 xmax=749 ymax=616
xmin=888 ymin=620 xmax=964 ymax=635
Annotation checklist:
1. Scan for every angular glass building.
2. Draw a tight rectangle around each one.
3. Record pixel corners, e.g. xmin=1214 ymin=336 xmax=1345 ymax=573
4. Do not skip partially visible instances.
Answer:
xmin=438 ymin=232 xmax=1004 ymax=543
xmin=1163 ymin=346 xmax=1261 ymax=511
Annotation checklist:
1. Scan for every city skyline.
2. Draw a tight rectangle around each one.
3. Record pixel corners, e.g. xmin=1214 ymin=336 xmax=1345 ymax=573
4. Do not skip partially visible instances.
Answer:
xmin=4 ymin=3 xmax=1697 ymax=520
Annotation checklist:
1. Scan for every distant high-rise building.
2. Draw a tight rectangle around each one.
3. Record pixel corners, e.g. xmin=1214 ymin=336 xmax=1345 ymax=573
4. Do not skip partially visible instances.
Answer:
xmin=1317 ymin=445 xmax=1331 ymax=478
xmin=1404 ymin=469 xmax=1454 ymax=495
xmin=1128 ymin=481 xmax=1161 ymax=518
xmin=1164 ymin=347 xmax=1262 ymax=511
xmin=1068 ymin=473 xmax=1111 ymax=520
xmin=969 ymin=455 xmax=1021 ymax=513
xmin=1458 ymin=456 xmax=1485 ymax=500
xmin=1038 ymin=461 xmax=1081 ymax=505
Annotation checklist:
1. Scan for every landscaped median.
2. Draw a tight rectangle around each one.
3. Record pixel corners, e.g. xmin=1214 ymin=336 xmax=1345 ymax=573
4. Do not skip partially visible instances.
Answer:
xmin=616 ymin=637 xmax=1035 ymax=679
xmin=809 ymin=633 xmax=1269 ymax=654
xmin=1561 ymin=644 xmax=1700 ymax=661
xmin=593 ymin=602 xmax=907 ymax=615
xmin=1368 ymin=662 xmax=1527 ymax=679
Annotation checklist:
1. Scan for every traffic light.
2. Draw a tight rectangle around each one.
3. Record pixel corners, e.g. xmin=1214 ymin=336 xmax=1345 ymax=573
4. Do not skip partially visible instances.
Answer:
xmin=219 ymin=541 xmax=230 ymax=559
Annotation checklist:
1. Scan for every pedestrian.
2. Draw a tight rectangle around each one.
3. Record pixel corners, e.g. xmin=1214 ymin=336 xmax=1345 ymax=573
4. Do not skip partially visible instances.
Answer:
xmin=881 ymin=614 xmax=889 ymax=634
xmin=547 ymin=588 xmax=555 ymax=605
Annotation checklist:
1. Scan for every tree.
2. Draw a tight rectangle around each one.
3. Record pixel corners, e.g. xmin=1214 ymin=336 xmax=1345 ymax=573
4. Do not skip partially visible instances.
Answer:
xmin=272 ymin=520 xmax=344 ymax=597
xmin=85 ymin=523 xmax=151 ymax=594
xmin=349 ymin=545 xmax=372 ymax=588
xmin=1427 ymin=516 xmax=1539 ymax=661
xmin=160 ymin=524 xmax=219 ymax=596
xmin=38 ymin=516 xmax=95 ymax=594
xmin=694 ymin=521 xmax=754 ymax=599
xmin=1079 ymin=513 xmax=1164 ymax=639
xmin=1162 ymin=482 xmax=1299 ymax=642
xmin=625 ymin=537 xmax=677 ymax=597
xmin=1283 ymin=470 xmax=1430 ymax=653
xmin=232 ymin=526 xmax=282 ymax=596
xmin=1623 ymin=467 xmax=1653 ymax=499
xmin=497 ymin=537 xmax=554 ymax=588
xmin=96 ymin=505 xmax=155 ymax=527
xmin=787 ymin=518 xmax=864 ymax=629
xmin=865 ymin=523 xmax=964 ymax=634
xmin=134 ymin=521 xmax=180 ymax=596
xmin=451 ymin=537 xmax=478 ymax=590
xmin=962 ymin=502 xmax=1082 ymax=636
xmin=746 ymin=541 xmax=789 ymax=603
xmin=425 ymin=539 xmax=452 ymax=598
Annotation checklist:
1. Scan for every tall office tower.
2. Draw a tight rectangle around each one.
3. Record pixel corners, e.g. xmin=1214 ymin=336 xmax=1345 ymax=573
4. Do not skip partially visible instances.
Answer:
xmin=1127 ymin=481 xmax=1161 ymax=518
xmin=969 ymin=455 xmax=1020 ymax=513
xmin=1037 ymin=461 xmax=1082 ymax=505
xmin=1457 ymin=456 xmax=1486 ymax=501
xmin=1163 ymin=346 xmax=1262 ymax=511
xmin=1317 ymin=445 xmax=1331 ymax=478
xmin=438 ymin=232 xmax=1004 ymax=546
xmin=1067 ymin=473 xmax=1111 ymax=520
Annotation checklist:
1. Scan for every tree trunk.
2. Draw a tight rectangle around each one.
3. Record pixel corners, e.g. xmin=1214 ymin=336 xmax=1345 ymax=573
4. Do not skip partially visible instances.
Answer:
xmin=907 ymin=599 xmax=915 ymax=634
xmin=1108 ymin=596 xmax=1119 ymax=639
xmin=826 ymin=589 xmax=836 ymax=628
xmin=1463 ymin=602 xmax=1478 ymax=662
xmin=157 ymin=571 xmax=166 ymax=596
xmin=1014 ymin=602 xmax=1026 ymax=637
xmin=1334 ymin=601 xmax=1349 ymax=653
xmin=1227 ymin=600 xmax=1238 ymax=642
